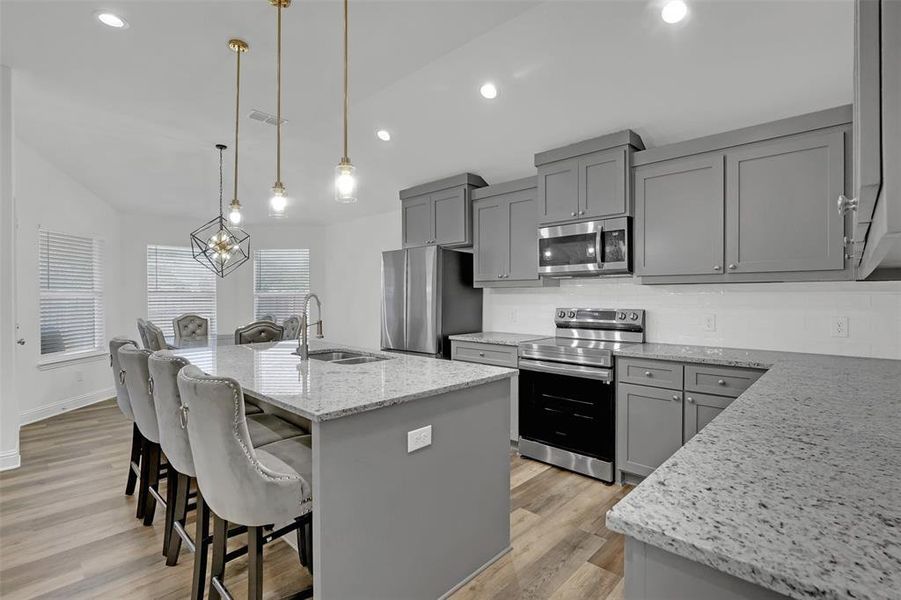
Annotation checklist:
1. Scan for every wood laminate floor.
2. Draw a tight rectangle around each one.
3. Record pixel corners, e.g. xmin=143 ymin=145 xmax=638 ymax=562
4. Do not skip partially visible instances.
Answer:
xmin=0 ymin=400 xmax=630 ymax=599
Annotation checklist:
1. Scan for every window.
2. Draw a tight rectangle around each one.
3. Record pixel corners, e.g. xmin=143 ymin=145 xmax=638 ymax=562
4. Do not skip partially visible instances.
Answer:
xmin=39 ymin=229 xmax=104 ymax=358
xmin=146 ymin=245 xmax=217 ymax=338
xmin=254 ymin=249 xmax=311 ymax=322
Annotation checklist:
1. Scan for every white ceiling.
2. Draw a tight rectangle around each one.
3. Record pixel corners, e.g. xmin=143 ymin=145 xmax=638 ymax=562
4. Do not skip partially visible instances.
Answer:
xmin=2 ymin=0 xmax=853 ymax=225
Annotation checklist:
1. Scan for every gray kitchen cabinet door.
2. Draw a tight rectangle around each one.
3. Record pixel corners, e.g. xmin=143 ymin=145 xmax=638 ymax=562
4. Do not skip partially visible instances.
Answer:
xmin=852 ymin=0 xmax=883 ymax=240
xmin=472 ymin=197 xmax=508 ymax=282
xmin=616 ymin=383 xmax=684 ymax=477
xmin=725 ymin=130 xmax=845 ymax=274
xmin=683 ymin=391 xmax=733 ymax=443
xmin=537 ymin=157 xmax=580 ymax=224
xmin=402 ymin=195 xmax=433 ymax=248
xmin=579 ymin=147 xmax=627 ymax=219
xmin=506 ymin=189 xmax=540 ymax=282
xmin=432 ymin=187 xmax=469 ymax=246
xmin=634 ymin=155 xmax=726 ymax=277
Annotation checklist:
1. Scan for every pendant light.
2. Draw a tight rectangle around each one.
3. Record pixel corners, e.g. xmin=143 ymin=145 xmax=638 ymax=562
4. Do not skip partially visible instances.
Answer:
xmin=334 ymin=0 xmax=357 ymax=203
xmin=189 ymin=40 xmax=252 ymax=278
xmin=269 ymin=0 xmax=290 ymax=217
xmin=227 ymin=39 xmax=248 ymax=225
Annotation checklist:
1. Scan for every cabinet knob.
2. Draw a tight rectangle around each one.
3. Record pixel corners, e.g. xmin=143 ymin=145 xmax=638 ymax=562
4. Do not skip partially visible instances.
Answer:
xmin=571 ymin=211 xmax=577 ymax=217
xmin=717 ymin=379 xmax=726 ymax=385
xmin=497 ymin=274 xmax=503 ymax=279
xmin=713 ymin=265 xmax=721 ymax=271
xmin=579 ymin=210 xmax=585 ymax=215
xmin=687 ymin=396 xmax=694 ymax=403
xmin=478 ymin=352 xmax=485 ymax=357
xmin=728 ymin=264 xmax=737 ymax=270
xmin=503 ymin=274 xmax=509 ymax=278
xmin=837 ymin=194 xmax=858 ymax=215
xmin=672 ymin=394 xmax=680 ymax=401
xmin=644 ymin=371 xmax=652 ymax=377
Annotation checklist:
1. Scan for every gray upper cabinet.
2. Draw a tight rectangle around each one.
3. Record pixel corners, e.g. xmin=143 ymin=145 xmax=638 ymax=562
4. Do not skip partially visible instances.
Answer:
xmin=399 ymin=173 xmax=488 ymax=249
xmin=616 ymin=382 xmax=683 ymax=477
xmin=535 ymin=130 xmax=644 ymax=226
xmin=634 ymin=154 xmax=725 ymax=277
xmin=472 ymin=177 xmax=551 ymax=287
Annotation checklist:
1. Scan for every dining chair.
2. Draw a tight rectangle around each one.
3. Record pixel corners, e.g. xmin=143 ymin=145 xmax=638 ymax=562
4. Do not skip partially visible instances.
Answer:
xmin=173 ymin=314 xmax=209 ymax=342
xmin=136 ymin=318 xmax=151 ymax=349
xmin=109 ymin=337 xmax=142 ymax=498
xmin=144 ymin=320 xmax=172 ymax=351
xmin=259 ymin=314 xmax=275 ymax=322
xmin=282 ymin=315 xmax=301 ymax=340
xmin=177 ymin=366 xmax=314 ymax=600
xmin=234 ymin=321 xmax=285 ymax=345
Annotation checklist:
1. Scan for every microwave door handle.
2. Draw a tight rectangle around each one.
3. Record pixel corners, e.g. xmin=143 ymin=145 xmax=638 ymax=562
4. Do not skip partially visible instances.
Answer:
xmin=596 ymin=227 xmax=603 ymax=268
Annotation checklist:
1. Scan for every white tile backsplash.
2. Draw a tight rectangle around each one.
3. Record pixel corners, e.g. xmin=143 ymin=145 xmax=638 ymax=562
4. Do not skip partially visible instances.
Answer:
xmin=483 ymin=279 xmax=901 ymax=359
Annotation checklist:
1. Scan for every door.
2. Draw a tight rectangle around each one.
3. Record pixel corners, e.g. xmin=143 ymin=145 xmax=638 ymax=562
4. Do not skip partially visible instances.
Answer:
xmin=506 ymin=190 xmax=540 ymax=281
xmin=579 ymin=148 xmax=627 ymax=219
xmin=616 ymin=383 xmax=683 ymax=477
xmin=725 ymin=130 xmax=845 ymax=274
xmin=404 ymin=246 xmax=439 ymax=355
xmin=634 ymin=154 xmax=725 ymax=277
xmin=472 ymin=197 xmax=507 ymax=282
xmin=432 ymin=187 xmax=468 ymax=246
xmin=380 ymin=250 xmax=406 ymax=351
xmin=401 ymin=195 xmax=432 ymax=248
xmin=683 ymin=392 xmax=733 ymax=443
xmin=537 ymin=157 xmax=580 ymax=224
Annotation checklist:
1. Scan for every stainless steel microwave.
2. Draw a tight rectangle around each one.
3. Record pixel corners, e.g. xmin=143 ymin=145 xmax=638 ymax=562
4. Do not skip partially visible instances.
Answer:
xmin=538 ymin=217 xmax=630 ymax=277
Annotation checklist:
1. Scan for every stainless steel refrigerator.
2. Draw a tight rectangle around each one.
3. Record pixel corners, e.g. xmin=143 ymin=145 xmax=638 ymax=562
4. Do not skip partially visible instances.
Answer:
xmin=381 ymin=246 xmax=483 ymax=358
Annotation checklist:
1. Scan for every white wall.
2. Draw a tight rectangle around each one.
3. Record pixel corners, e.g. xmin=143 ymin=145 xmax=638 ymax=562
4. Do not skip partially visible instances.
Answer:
xmin=321 ymin=210 xmax=401 ymax=348
xmin=12 ymin=138 xmax=124 ymax=425
xmin=484 ymin=279 xmax=901 ymax=359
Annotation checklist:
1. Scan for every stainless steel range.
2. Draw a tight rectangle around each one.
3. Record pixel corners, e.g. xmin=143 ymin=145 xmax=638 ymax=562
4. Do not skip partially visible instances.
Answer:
xmin=517 ymin=308 xmax=645 ymax=482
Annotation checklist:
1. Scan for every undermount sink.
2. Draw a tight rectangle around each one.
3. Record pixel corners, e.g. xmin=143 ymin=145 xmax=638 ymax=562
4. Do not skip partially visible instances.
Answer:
xmin=307 ymin=350 xmax=391 ymax=365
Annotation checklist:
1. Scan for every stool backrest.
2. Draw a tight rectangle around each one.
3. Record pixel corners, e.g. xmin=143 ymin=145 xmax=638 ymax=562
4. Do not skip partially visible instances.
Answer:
xmin=118 ymin=346 xmax=160 ymax=443
xmin=173 ymin=313 xmax=209 ymax=341
xmin=148 ymin=352 xmax=195 ymax=477
xmin=144 ymin=321 xmax=168 ymax=351
xmin=282 ymin=315 xmax=301 ymax=340
xmin=177 ymin=365 xmax=310 ymax=525
xmin=234 ymin=321 xmax=284 ymax=345
xmin=109 ymin=337 xmax=138 ymax=420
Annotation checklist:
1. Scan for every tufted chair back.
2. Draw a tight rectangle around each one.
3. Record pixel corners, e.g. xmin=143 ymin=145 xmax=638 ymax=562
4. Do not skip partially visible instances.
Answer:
xmin=109 ymin=337 xmax=138 ymax=420
xmin=118 ymin=346 xmax=160 ymax=443
xmin=173 ymin=313 xmax=209 ymax=341
xmin=259 ymin=314 xmax=275 ymax=322
xmin=149 ymin=352 xmax=195 ymax=477
xmin=136 ymin=318 xmax=151 ymax=349
xmin=177 ymin=366 xmax=312 ymax=526
xmin=282 ymin=315 xmax=301 ymax=340
xmin=144 ymin=321 xmax=168 ymax=351
xmin=234 ymin=321 xmax=284 ymax=345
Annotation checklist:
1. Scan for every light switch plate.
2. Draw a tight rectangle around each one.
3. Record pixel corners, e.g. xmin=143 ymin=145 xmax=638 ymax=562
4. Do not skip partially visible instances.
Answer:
xmin=831 ymin=316 xmax=849 ymax=338
xmin=702 ymin=314 xmax=716 ymax=332
xmin=407 ymin=425 xmax=432 ymax=453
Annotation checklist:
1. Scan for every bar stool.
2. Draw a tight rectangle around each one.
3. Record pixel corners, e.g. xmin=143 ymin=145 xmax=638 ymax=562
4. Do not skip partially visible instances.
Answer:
xmin=109 ymin=337 xmax=142 ymax=498
xmin=178 ymin=366 xmax=314 ymax=600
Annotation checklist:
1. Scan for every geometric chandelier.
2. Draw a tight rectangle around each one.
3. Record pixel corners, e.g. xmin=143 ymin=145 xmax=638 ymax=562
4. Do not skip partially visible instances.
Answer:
xmin=190 ymin=143 xmax=251 ymax=278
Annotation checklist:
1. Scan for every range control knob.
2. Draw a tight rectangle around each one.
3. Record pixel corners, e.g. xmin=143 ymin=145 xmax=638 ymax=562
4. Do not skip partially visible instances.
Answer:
xmin=617 ymin=312 xmax=626 ymax=320
xmin=557 ymin=310 xmax=566 ymax=318
xmin=568 ymin=311 xmax=576 ymax=318
xmin=630 ymin=312 xmax=639 ymax=320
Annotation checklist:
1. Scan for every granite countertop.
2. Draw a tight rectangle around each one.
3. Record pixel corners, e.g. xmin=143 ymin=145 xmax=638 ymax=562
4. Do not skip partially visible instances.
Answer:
xmin=607 ymin=343 xmax=901 ymax=600
xmin=448 ymin=331 xmax=546 ymax=346
xmin=170 ymin=339 xmax=515 ymax=422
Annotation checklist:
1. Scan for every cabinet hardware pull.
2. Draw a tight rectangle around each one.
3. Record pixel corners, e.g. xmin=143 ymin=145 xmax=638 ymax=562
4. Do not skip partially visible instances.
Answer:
xmin=478 ymin=352 xmax=485 ymax=357
xmin=837 ymin=195 xmax=858 ymax=215
xmin=579 ymin=210 xmax=585 ymax=215
xmin=570 ymin=211 xmax=577 ymax=217
xmin=713 ymin=265 xmax=721 ymax=271
xmin=687 ymin=396 xmax=694 ymax=403
xmin=728 ymin=264 xmax=737 ymax=270
xmin=644 ymin=371 xmax=652 ymax=377
xmin=672 ymin=394 xmax=680 ymax=401
xmin=717 ymin=379 xmax=726 ymax=385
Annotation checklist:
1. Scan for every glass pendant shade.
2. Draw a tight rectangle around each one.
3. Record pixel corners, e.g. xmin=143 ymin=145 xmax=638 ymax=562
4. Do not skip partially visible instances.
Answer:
xmin=228 ymin=200 xmax=243 ymax=225
xmin=334 ymin=161 xmax=357 ymax=203
xmin=269 ymin=184 xmax=287 ymax=217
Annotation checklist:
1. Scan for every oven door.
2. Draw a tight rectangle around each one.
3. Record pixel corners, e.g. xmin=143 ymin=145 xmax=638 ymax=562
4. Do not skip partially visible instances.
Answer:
xmin=518 ymin=359 xmax=615 ymax=480
xmin=538 ymin=221 xmax=602 ymax=276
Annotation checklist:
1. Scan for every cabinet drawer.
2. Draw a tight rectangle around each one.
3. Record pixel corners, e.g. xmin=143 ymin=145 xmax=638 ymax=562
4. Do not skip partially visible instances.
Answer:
xmin=451 ymin=341 xmax=518 ymax=368
xmin=684 ymin=364 xmax=763 ymax=398
xmin=617 ymin=358 xmax=683 ymax=390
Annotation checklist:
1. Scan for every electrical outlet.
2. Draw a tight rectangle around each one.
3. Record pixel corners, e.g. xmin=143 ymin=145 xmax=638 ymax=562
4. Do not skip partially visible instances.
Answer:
xmin=831 ymin=316 xmax=849 ymax=338
xmin=75 ymin=370 xmax=84 ymax=383
xmin=702 ymin=314 xmax=716 ymax=332
xmin=510 ymin=308 xmax=519 ymax=324
xmin=407 ymin=425 xmax=432 ymax=453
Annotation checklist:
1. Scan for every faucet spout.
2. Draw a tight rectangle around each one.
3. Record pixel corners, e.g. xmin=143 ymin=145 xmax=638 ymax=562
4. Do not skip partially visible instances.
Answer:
xmin=298 ymin=293 xmax=323 ymax=360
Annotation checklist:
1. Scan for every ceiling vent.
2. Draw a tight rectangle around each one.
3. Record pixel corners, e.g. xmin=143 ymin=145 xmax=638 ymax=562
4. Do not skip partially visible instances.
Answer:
xmin=248 ymin=109 xmax=288 ymax=126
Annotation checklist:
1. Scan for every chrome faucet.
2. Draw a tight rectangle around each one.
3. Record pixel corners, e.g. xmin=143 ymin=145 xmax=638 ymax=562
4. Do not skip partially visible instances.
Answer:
xmin=298 ymin=292 xmax=324 ymax=360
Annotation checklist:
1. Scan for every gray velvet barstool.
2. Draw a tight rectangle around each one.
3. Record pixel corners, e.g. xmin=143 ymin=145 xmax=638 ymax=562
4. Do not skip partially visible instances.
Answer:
xmin=234 ymin=321 xmax=285 ymax=344
xmin=173 ymin=313 xmax=209 ymax=343
xmin=109 ymin=337 xmax=142 ymax=498
xmin=178 ymin=366 xmax=314 ymax=600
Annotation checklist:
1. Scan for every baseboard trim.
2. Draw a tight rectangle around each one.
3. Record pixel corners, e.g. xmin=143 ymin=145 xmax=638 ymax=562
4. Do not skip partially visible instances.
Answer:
xmin=439 ymin=544 xmax=513 ymax=600
xmin=0 ymin=448 xmax=20 ymax=471
xmin=19 ymin=387 xmax=115 ymax=426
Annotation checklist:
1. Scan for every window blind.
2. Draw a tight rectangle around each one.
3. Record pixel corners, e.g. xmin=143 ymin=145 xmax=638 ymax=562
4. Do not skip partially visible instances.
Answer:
xmin=147 ymin=245 xmax=217 ymax=338
xmin=39 ymin=229 xmax=104 ymax=357
xmin=254 ymin=249 xmax=311 ymax=323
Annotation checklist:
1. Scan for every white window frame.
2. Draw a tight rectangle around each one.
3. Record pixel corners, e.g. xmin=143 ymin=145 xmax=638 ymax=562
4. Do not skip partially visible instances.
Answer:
xmin=38 ymin=229 xmax=105 ymax=366
xmin=253 ymin=248 xmax=311 ymax=324
xmin=146 ymin=244 xmax=218 ymax=339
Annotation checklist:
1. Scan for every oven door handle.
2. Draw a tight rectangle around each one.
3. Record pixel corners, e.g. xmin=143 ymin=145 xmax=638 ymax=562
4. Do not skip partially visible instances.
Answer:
xmin=518 ymin=359 xmax=613 ymax=382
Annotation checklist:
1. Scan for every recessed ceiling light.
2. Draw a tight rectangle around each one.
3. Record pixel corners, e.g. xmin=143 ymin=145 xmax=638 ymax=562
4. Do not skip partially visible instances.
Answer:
xmin=661 ymin=0 xmax=688 ymax=24
xmin=95 ymin=11 xmax=128 ymax=28
xmin=376 ymin=129 xmax=391 ymax=142
xmin=479 ymin=82 xmax=498 ymax=100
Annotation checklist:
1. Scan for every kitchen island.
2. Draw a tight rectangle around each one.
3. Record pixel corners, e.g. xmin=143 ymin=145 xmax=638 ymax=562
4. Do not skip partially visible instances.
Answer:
xmin=172 ymin=339 xmax=515 ymax=600
xmin=607 ymin=344 xmax=901 ymax=600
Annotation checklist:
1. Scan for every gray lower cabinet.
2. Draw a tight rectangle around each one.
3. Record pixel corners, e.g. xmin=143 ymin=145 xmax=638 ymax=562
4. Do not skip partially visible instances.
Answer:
xmin=616 ymin=383 xmax=684 ymax=478
xmin=683 ymin=391 xmax=733 ymax=443
xmin=399 ymin=173 xmax=487 ymax=248
xmin=634 ymin=154 xmax=726 ymax=277
xmin=450 ymin=340 xmax=520 ymax=442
